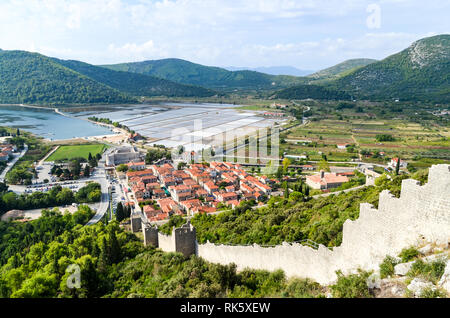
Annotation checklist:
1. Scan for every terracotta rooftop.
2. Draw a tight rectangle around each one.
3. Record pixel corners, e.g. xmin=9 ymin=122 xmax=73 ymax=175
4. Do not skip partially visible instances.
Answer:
xmin=126 ymin=169 xmax=154 ymax=178
xmin=306 ymin=173 xmax=349 ymax=185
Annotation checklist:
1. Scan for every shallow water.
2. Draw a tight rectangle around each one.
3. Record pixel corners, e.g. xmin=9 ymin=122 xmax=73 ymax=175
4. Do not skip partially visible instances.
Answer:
xmin=0 ymin=105 xmax=113 ymax=140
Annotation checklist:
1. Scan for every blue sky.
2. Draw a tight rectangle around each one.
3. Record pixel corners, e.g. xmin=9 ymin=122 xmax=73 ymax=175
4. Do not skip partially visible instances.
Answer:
xmin=0 ymin=0 xmax=448 ymax=70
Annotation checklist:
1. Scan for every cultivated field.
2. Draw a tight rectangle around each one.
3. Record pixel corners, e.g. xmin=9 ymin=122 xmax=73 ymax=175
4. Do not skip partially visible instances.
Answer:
xmin=280 ymin=118 xmax=450 ymax=167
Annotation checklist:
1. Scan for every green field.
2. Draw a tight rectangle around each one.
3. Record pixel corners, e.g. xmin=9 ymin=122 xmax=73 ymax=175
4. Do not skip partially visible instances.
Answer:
xmin=46 ymin=144 xmax=107 ymax=162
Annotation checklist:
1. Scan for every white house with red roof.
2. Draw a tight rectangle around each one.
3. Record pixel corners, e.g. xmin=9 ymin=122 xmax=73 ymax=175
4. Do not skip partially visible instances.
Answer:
xmin=127 ymin=161 xmax=146 ymax=171
xmin=337 ymin=143 xmax=349 ymax=150
xmin=389 ymin=158 xmax=408 ymax=169
xmin=217 ymin=192 xmax=238 ymax=202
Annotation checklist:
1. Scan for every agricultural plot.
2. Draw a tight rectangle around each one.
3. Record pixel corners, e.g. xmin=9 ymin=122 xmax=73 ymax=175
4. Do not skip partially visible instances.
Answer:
xmin=280 ymin=120 xmax=356 ymax=162
xmin=46 ymin=144 xmax=107 ymax=162
xmin=353 ymin=121 xmax=450 ymax=162
xmin=281 ymin=119 xmax=450 ymax=166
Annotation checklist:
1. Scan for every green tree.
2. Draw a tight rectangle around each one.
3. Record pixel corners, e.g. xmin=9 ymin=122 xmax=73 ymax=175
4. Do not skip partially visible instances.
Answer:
xmin=116 ymin=202 xmax=125 ymax=222
xmin=89 ymin=157 xmax=98 ymax=168
xmin=304 ymin=185 xmax=310 ymax=197
xmin=284 ymin=182 xmax=289 ymax=199
xmin=87 ymin=190 xmax=101 ymax=203
xmin=116 ymin=164 xmax=128 ymax=172
xmin=282 ymin=158 xmax=291 ymax=174
xmin=125 ymin=205 xmax=131 ymax=219
xmin=69 ymin=160 xmax=81 ymax=177
xmin=395 ymin=157 xmax=401 ymax=175
xmin=12 ymin=272 xmax=58 ymax=298
xmin=56 ymin=188 xmax=75 ymax=206
xmin=84 ymin=165 xmax=90 ymax=178
xmin=289 ymin=191 xmax=304 ymax=203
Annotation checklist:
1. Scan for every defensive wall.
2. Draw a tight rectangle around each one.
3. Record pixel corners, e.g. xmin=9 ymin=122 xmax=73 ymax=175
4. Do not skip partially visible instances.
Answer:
xmin=141 ymin=164 xmax=450 ymax=285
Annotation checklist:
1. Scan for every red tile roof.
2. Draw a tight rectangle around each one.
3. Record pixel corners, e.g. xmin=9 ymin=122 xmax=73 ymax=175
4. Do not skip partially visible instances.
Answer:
xmin=306 ymin=173 xmax=349 ymax=185
xmin=126 ymin=169 xmax=154 ymax=178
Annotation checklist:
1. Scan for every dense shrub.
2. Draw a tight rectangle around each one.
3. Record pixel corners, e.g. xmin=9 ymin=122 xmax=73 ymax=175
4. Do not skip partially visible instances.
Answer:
xmin=420 ymin=287 xmax=447 ymax=298
xmin=407 ymin=259 xmax=446 ymax=284
xmin=379 ymin=256 xmax=400 ymax=279
xmin=330 ymin=270 xmax=372 ymax=298
xmin=398 ymin=247 xmax=420 ymax=263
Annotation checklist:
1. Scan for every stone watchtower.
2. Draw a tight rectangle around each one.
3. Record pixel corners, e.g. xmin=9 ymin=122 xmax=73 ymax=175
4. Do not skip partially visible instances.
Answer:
xmin=173 ymin=221 xmax=197 ymax=258
xmin=140 ymin=219 xmax=197 ymax=258
xmin=130 ymin=213 xmax=142 ymax=233
xmin=142 ymin=223 xmax=159 ymax=247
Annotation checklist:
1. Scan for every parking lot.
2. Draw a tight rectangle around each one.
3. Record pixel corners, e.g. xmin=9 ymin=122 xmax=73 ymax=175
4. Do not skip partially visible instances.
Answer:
xmin=23 ymin=180 xmax=87 ymax=194
xmin=110 ymin=177 xmax=128 ymax=214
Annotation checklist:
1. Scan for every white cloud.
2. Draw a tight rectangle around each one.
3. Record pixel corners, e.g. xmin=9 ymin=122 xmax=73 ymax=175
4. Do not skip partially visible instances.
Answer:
xmin=0 ymin=0 xmax=447 ymax=69
xmin=66 ymin=4 xmax=82 ymax=29
xmin=107 ymin=40 xmax=169 ymax=62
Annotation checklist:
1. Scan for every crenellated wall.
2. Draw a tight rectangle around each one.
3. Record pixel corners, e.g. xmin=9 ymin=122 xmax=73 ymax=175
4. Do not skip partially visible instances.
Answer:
xmin=143 ymin=164 xmax=450 ymax=285
xmin=143 ymin=222 xmax=196 ymax=258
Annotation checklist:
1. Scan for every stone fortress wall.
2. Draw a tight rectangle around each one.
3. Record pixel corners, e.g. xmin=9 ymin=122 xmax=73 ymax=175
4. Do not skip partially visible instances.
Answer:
xmin=141 ymin=164 xmax=450 ymax=285
xmin=142 ymin=223 xmax=197 ymax=258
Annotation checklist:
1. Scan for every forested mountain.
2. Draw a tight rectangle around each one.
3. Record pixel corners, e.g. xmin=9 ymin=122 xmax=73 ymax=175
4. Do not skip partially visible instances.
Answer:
xmin=274 ymin=84 xmax=350 ymax=101
xmin=225 ymin=66 xmax=314 ymax=77
xmin=55 ymin=59 xmax=216 ymax=98
xmin=0 ymin=50 xmax=216 ymax=105
xmin=329 ymin=35 xmax=450 ymax=102
xmin=0 ymin=50 xmax=135 ymax=105
xmin=1 ymin=34 xmax=447 ymax=104
xmin=274 ymin=35 xmax=449 ymax=102
xmin=102 ymin=58 xmax=306 ymax=90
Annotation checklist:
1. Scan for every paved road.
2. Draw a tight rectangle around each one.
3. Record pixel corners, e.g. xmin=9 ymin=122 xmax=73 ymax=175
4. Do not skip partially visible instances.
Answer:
xmin=85 ymin=147 xmax=117 ymax=225
xmin=312 ymin=185 xmax=367 ymax=199
xmin=38 ymin=145 xmax=59 ymax=165
xmin=86 ymin=163 xmax=111 ymax=225
xmin=307 ymin=161 xmax=388 ymax=169
xmin=0 ymin=144 xmax=28 ymax=183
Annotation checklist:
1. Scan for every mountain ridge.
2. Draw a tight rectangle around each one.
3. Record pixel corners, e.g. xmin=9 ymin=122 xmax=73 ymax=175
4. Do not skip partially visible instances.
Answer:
xmin=224 ymin=66 xmax=314 ymax=77
xmin=54 ymin=58 xmax=216 ymax=98
xmin=275 ymin=35 xmax=450 ymax=102
xmin=0 ymin=50 xmax=217 ymax=105
xmin=307 ymin=58 xmax=378 ymax=82
xmin=329 ymin=34 xmax=450 ymax=102
xmin=0 ymin=50 xmax=135 ymax=105
xmin=101 ymin=58 xmax=306 ymax=90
